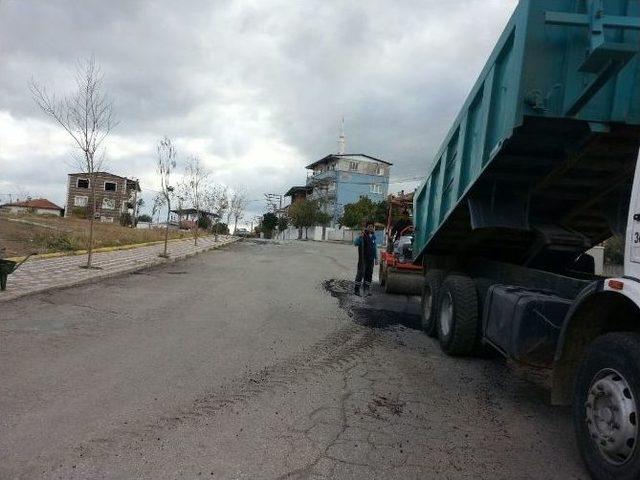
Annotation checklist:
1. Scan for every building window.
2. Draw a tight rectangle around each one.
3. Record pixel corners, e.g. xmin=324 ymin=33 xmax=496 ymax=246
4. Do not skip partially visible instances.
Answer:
xmin=77 ymin=178 xmax=90 ymax=189
xmin=376 ymin=165 xmax=383 ymax=175
xmin=370 ymin=184 xmax=382 ymax=194
xmin=104 ymin=182 xmax=117 ymax=191
xmin=102 ymin=198 xmax=116 ymax=210
xmin=74 ymin=195 xmax=88 ymax=207
xmin=349 ymin=161 xmax=358 ymax=172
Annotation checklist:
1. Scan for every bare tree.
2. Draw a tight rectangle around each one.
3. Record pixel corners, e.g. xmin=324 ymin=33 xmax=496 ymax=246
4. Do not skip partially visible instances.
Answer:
xmin=156 ymin=136 xmax=177 ymax=258
xmin=30 ymin=56 xmax=116 ymax=268
xmin=230 ymin=188 xmax=248 ymax=235
xmin=151 ymin=195 xmax=164 ymax=225
xmin=205 ymin=184 xmax=230 ymax=239
xmin=215 ymin=186 xmax=230 ymax=229
xmin=182 ymin=155 xmax=210 ymax=246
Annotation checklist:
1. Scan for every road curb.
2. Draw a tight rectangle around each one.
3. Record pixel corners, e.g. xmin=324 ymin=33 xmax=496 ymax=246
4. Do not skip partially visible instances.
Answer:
xmin=0 ymin=237 xmax=239 ymax=304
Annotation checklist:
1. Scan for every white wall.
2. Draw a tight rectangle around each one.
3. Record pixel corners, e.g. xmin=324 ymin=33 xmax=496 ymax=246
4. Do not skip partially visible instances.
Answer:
xmin=278 ymin=225 xmax=358 ymax=242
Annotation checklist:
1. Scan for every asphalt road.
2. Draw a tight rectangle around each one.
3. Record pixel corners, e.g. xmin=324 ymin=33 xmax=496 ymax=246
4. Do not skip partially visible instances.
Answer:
xmin=0 ymin=240 xmax=589 ymax=479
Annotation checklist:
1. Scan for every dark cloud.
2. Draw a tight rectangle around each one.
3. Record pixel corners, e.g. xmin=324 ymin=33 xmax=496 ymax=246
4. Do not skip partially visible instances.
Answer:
xmin=0 ymin=0 xmax=517 ymax=221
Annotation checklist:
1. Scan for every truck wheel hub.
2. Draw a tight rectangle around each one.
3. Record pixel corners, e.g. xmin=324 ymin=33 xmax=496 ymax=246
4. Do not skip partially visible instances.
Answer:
xmin=586 ymin=369 xmax=637 ymax=465
xmin=423 ymin=288 xmax=433 ymax=320
xmin=440 ymin=292 xmax=453 ymax=337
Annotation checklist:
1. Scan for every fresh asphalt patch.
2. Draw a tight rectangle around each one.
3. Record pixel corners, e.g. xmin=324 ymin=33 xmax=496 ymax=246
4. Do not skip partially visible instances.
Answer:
xmin=322 ymin=278 xmax=422 ymax=330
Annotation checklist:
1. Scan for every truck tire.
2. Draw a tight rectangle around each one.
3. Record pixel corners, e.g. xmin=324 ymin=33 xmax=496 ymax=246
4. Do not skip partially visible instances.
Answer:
xmin=573 ymin=332 xmax=640 ymax=480
xmin=421 ymin=269 xmax=445 ymax=337
xmin=437 ymin=275 xmax=479 ymax=356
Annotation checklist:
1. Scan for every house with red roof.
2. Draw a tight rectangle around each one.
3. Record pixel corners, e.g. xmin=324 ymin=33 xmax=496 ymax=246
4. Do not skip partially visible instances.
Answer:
xmin=0 ymin=198 xmax=64 ymax=216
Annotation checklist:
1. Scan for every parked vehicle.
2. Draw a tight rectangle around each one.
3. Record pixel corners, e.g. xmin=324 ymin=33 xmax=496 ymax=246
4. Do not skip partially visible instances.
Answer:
xmin=412 ymin=1 xmax=640 ymax=478
xmin=234 ymin=228 xmax=249 ymax=237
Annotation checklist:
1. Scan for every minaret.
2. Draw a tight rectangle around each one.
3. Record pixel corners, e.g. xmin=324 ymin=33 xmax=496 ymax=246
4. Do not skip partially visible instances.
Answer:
xmin=338 ymin=117 xmax=346 ymax=154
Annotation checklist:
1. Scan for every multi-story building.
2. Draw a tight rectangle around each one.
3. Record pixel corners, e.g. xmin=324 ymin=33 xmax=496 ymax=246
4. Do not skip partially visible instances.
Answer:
xmin=65 ymin=171 xmax=141 ymax=223
xmin=305 ymin=154 xmax=392 ymax=226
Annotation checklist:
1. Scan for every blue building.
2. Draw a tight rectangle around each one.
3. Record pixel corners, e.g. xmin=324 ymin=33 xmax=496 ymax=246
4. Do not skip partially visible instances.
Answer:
xmin=305 ymin=154 xmax=392 ymax=227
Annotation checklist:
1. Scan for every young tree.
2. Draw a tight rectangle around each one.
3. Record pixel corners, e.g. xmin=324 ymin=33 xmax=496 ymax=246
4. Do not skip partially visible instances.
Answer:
xmin=214 ymin=186 xmax=229 ymax=230
xmin=156 ymin=136 xmax=177 ymax=258
xmin=133 ymin=198 xmax=145 ymax=226
xmin=230 ymin=189 xmax=248 ymax=235
xmin=277 ymin=216 xmax=289 ymax=239
xmin=182 ymin=155 xmax=210 ymax=246
xmin=203 ymin=185 xmax=228 ymax=240
xmin=288 ymin=198 xmax=317 ymax=239
xmin=262 ymin=212 xmax=278 ymax=238
xmin=30 ymin=57 xmax=116 ymax=268
xmin=151 ymin=194 xmax=164 ymax=224
xmin=316 ymin=209 xmax=333 ymax=240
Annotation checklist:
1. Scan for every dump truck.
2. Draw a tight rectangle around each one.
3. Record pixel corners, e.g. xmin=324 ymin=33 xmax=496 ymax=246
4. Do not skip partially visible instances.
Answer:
xmin=411 ymin=1 xmax=640 ymax=478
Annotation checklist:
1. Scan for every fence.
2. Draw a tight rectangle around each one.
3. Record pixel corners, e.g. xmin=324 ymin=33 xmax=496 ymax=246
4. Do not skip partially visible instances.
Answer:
xmin=278 ymin=226 xmax=384 ymax=244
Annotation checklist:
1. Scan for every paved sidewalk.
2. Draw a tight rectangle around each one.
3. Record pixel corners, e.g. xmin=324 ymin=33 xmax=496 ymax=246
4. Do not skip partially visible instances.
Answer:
xmin=0 ymin=235 xmax=238 ymax=303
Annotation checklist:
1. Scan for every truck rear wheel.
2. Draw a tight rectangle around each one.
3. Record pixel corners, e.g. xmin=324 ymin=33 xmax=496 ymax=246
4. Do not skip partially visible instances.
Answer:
xmin=437 ymin=275 xmax=479 ymax=356
xmin=421 ymin=270 xmax=445 ymax=337
xmin=573 ymin=333 xmax=640 ymax=480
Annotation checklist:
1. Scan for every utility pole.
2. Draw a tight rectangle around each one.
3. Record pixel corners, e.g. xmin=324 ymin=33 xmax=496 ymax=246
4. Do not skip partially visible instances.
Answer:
xmin=264 ymin=193 xmax=283 ymax=214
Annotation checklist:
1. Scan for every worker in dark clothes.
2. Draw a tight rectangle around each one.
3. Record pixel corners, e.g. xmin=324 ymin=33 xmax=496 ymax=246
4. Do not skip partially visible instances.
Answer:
xmin=354 ymin=220 xmax=378 ymax=296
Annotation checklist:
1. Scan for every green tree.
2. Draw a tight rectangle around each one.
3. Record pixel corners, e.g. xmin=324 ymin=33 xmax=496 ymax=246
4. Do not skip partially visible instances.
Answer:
xmin=137 ymin=214 xmax=152 ymax=223
xmin=315 ymin=208 xmax=332 ymax=241
xmin=277 ymin=216 xmax=289 ymax=239
xmin=262 ymin=212 xmax=278 ymax=238
xmin=288 ymin=199 xmax=317 ymax=239
xmin=197 ymin=214 xmax=212 ymax=230
xmin=339 ymin=197 xmax=387 ymax=229
xmin=212 ymin=222 xmax=229 ymax=235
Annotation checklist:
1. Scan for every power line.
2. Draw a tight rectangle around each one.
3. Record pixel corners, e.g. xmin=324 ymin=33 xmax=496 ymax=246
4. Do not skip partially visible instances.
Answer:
xmin=263 ymin=193 xmax=283 ymax=213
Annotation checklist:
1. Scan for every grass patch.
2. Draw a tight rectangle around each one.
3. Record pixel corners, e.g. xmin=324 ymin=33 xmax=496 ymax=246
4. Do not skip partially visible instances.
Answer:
xmin=0 ymin=214 xmax=196 ymax=257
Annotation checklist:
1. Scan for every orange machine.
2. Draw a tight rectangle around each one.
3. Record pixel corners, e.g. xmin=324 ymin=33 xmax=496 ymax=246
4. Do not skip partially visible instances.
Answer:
xmin=379 ymin=192 xmax=424 ymax=295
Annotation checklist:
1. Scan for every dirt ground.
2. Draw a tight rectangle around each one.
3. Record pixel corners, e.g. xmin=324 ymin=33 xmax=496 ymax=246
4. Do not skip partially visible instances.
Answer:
xmin=0 ymin=214 xmax=192 ymax=257
xmin=0 ymin=240 xmax=589 ymax=479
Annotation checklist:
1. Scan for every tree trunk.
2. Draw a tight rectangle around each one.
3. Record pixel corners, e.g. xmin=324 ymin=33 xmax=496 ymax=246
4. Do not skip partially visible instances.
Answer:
xmin=234 ymin=217 xmax=238 ymax=235
xmin=86 ymin=174 xmax=97 ymax=268
xmin=87 ymin=215 xmax=95 ymax=267
xmin=163 ymin=200 xmax=170 ymax=257
xmin=193 ymin=223 xmax=198 ymax=246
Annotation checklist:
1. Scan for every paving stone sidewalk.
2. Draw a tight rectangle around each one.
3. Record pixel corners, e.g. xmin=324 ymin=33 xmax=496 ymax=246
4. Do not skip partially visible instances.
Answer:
xmin=0 ymin=235 xmax=238 ymax=303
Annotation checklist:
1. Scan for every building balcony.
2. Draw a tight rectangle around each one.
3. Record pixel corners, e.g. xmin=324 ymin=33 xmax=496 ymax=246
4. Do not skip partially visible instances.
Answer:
xmin=309 ymin=189 xmax=337 ymax=201
xmin=306 ymin=170 xmax=337 ymax=185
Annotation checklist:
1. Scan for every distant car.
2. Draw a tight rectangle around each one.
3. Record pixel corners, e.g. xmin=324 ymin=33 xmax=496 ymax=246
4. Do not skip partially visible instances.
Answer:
xmin=235 ymin=228 xmax=249 ymax=237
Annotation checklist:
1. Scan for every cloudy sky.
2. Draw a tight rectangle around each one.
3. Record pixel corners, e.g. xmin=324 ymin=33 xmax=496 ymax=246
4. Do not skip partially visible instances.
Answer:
xmin=0 ymin=0 xmax=518 ymax=221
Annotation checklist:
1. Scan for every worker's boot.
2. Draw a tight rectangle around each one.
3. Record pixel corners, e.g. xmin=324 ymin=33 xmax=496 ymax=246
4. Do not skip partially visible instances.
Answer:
xmin=354 ymin=283 xmax=361 ymax=296
xmin=363 ymin=283 xmax=371 ymax=297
